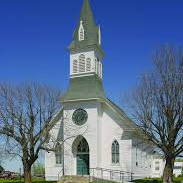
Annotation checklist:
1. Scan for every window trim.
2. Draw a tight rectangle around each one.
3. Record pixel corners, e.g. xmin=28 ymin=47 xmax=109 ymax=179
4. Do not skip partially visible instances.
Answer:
xmin=111 ymin=140 xmax=120 ymax=164
xmin=79 ymin=28 xmax=84 ymax=41
xmin=55 ymin=153 xmax=62 ymax=165
xmin=73 ymin=59 xmax=78 ymax=74
xmin=86 ymin=58 xmax=91 ymax=72
xmin=78 ymin=21 xmax=85 ymax=41
xmin=79 ymin=54 xmax=85 ymax=73
xmin=55 ymin=143 xmax=62 ymax=165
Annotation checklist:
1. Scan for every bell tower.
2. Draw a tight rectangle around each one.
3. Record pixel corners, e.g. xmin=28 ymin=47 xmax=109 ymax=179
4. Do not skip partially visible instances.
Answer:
xmin=68 ymin=0 xmax=104 ymax=79
xmin=62 ymin=0 xmax=105 ymax=102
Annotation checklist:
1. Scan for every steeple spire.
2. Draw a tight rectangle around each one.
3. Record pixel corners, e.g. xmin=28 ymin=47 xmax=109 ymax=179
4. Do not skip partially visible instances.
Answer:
xmin=68 ymin=0 xmax=103 ymax=58
xmin=79 ymin=0 xmax=95 ymax=27
xmin=62 ymin=0 xmax=105 ymax=102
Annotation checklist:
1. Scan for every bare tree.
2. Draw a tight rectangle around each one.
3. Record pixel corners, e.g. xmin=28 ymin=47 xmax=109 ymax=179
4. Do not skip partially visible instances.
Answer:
xmin=0 ymin=83 xmax=61 ymax=183
xmin=125 ymin=46 xmax=183 ymax=183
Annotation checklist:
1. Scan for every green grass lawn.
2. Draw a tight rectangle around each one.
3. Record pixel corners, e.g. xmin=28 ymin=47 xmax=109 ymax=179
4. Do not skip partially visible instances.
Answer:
xmin=0 ymin=179 xmax=56 ymax=183
xmin=1 ymin=177 xmax=182 ymax=183
xmin=93 ymin=177 xmax=183 ymax=183
xmin=133 ymin=177 xmax=183 ymax=183
xmin=92 ymin=181 xmax=116 ymax=183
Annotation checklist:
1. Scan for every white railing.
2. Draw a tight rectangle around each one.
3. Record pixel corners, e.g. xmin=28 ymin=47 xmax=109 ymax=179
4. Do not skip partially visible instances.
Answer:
xmin=89 ymin=167 xmax=134 ymax=183
xmin=57 ymin=169 xmax=63 ymax=181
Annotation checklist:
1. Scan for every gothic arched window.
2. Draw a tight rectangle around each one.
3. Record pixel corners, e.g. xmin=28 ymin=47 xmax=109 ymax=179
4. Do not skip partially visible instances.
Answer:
xmin=78 ymin=21 xmax=84 ymax=41
xmin=86 ymin=58 xmax=91 ymax=72
xmin=79 ymin=54 xmax=85 ymax=73
xmin=112 ymin=140 xmax=119 ymax=163
xmin=77 ymin=138 xmax=89 ymax=153
xmin=79 ymin=28 xmax=84 ymax=41
xmin=55 ymin=143 xmax=62 ymax=165
xmin=73 ymin=60 xmax=78 ymax=74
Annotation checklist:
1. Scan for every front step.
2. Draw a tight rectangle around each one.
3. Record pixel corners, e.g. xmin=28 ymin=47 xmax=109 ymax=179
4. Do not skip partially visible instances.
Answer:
xmin=58 ymin=175 xmax=90 ymax=183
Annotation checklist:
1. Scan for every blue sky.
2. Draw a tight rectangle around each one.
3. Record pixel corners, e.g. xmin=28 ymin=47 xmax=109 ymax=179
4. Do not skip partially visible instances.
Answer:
xmin=0 ymin=0 xmax=183 ymax=172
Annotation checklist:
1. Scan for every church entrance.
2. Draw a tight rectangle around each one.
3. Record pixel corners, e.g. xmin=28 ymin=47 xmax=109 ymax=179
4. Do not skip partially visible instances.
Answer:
xmin=76 ymin=137 xmax=89 ymax=175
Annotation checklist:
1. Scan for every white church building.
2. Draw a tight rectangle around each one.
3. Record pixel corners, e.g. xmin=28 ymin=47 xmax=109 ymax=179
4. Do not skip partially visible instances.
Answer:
xmin=45 ymin=0 xmax=164 ymax=181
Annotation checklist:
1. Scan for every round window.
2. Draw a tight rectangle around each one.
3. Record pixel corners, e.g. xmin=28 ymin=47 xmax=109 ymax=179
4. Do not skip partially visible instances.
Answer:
xmin=72 ymin=109 xmax=88 ymax=126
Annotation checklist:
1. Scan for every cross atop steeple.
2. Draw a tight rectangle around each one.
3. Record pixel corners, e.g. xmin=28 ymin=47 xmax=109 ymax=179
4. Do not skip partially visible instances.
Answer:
xmin=68 ymin=0 xmax=103 ymax=58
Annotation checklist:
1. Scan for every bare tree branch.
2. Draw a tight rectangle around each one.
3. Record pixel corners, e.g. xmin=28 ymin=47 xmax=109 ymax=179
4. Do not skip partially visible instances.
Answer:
xmin=0 ymin=83 xmax=62 ymax=183
xmin=123 ymin=45 xmax=183 ymax=183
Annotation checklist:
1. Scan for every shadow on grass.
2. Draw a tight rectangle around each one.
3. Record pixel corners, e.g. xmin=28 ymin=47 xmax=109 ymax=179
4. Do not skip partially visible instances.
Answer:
xmin=133 ymin=177 xmax=183 ymax=183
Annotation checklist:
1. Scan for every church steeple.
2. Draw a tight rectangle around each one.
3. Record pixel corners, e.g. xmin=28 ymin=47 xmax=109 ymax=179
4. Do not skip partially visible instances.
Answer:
xmin=68 ymin=0 xmax=103 ymax=58
xmin=62 ymin=0 xmax=105 ymax=102
xmin=68 ymin=0 xmax=104 ymax=79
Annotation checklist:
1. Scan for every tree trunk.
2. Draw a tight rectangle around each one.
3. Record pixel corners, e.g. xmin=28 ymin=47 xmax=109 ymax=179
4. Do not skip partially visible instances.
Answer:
xmin=163 ymin=156 xmax=175 ymax=183
xmin=23 ymin=163 xmax=32 ymax=183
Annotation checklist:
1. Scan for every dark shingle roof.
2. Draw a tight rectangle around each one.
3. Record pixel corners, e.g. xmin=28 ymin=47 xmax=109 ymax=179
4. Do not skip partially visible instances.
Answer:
xmin=62 ymin=75 xmax=105 ymax=102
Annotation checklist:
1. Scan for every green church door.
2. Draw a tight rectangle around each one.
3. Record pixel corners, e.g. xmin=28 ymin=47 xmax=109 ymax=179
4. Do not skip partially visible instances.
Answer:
xmin=77 ymin=154 xmax=89 ymax=175
xmin=76 ymin=137 xmax=89 ymax=175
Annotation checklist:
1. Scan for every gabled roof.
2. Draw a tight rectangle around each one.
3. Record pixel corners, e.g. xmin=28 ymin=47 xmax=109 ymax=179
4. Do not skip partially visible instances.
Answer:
xmin=45 ymin=108 xmax=63 ymax=143
xmin=104 ymin=98 xmax=139 ymax=131
xmin=49 ymin=108 xmax=63 ymax=127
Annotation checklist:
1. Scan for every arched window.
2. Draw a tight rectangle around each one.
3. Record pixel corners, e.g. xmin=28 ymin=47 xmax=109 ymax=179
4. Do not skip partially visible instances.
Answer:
xmin=79 ymin=28 xmax=84 ymax=41
xmin=55 ymin=143 xmax=62 ymax=165
xmin=77 ymin=138 xmax=89 ymax=153
xmin=78 ymin=21 xmax=84 ymax=41
xmin=86 ymin=58 xmax=91 ymax=72
xmin=79 ymin=54 xmax=85 ymax=73
xmin=112 ymin=140 xmax=119 ymax=163
xmin=73 ymin=60 xmax=78 ymax=74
